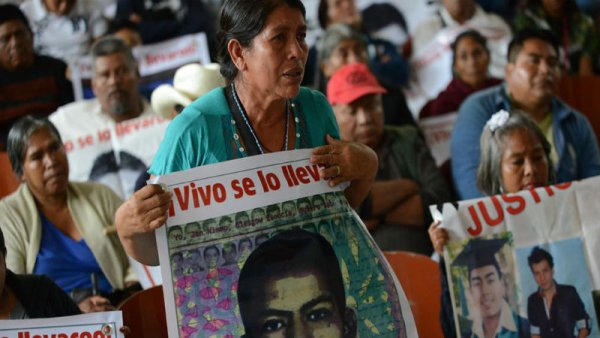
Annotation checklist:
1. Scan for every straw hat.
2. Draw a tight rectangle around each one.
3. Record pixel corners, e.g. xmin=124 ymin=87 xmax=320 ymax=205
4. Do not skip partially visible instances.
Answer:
xmin=151 ymin=63 xmax=225 ymax=119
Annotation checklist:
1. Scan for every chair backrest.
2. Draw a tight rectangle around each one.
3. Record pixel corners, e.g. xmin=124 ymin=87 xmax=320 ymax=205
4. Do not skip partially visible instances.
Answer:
xmin=0 ymin=151 xmax=19 ymax=198
xmin=557 ymin=76 xmax=600 ymax=143
xmin=118 ymin=285 xmax=168 ymax=338
xmin=384 ymin=251 xmax=444 ymax=338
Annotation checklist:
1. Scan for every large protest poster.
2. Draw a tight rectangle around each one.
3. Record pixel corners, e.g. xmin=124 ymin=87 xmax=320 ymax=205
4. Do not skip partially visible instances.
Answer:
xmin=434 ymin=178 xmax=600 ymax=338
xmin=153 ymin=149 xmax=418 ymax=338
xmin=0 ymin=311 xmax=124 ymax=338
xmin=70 ymin=32 xmax=211 ymax=101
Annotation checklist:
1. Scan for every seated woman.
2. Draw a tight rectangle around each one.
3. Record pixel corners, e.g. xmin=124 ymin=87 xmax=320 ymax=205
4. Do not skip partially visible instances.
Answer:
xmin=419 ymin=30 xmax=502 ymax=119
xmin=429 ymin=109 xmax=553 ymax=337
xmin=0 ymin=116 xmax=137 ymax=313
xmin=0 ymin=226 xmax=81 ymax=319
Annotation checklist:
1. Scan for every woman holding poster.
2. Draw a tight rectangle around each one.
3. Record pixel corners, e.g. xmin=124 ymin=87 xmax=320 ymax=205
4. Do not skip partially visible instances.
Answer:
xmin=429 ymin=109 xmax=554 ymax=338
xmin=115 ymin=0 xmax=378 ymax=266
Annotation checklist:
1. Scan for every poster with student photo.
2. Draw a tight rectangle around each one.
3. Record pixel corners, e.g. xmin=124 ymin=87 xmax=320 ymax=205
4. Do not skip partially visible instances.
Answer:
xmin=155 ymin=149 xmax=417 ymax=338
xmin=445 ymin=231 xmax=528 ymax=338
xmin=516 ymin=238 xmax=599 ymax=338
xmin=433 ymin=178 xmax=600 ymax=338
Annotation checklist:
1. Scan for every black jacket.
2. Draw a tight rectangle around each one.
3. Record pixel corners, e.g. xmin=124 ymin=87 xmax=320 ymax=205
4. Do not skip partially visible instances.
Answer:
xmin=6 ymin=270 xmax=81 ymax=318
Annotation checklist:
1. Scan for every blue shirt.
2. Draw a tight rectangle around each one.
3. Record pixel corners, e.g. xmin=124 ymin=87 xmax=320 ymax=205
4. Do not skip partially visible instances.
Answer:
xmin=150 ymin=87 xmax=339 ymax=175
xmin=33 ymin=213 xmax=112 ymax=294
xmin=450 ymin=83 xmax=600 ymax=200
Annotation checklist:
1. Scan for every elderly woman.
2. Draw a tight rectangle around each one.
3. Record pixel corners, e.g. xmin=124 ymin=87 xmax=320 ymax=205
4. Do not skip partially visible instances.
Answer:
xmin=0 ymin=116 xmax=136 ymax=313
xmin=419 ymin=30 xmax=502 ymax=119
xmin=429 ymin=110 xmax=553 ymax=338
xmin=115 ymin=0 xmax=378 ymax=266
xmin=318 ymin=23 xmax=416 ymax=127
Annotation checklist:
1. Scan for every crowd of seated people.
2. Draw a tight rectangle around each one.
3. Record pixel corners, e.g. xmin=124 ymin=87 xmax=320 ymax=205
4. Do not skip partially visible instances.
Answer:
xmin=1 ymin=0 xmax=600 ymax=334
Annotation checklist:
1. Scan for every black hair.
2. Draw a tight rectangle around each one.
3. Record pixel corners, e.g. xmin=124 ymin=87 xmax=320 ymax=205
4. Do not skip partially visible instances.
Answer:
xmin=238 ymin=229 xmax=347 ymax=337
xmin=88 ymin=151 xmax=147 ymax=181
xmin=451 ymin=29 xmax=489 ymax=68
xmin=7 ymin=115 xmax=63 ymax=178
xmin=0 ymin=4 xmax=31 ymax=33
xmin=216 ymin=0 xmax=306 ymax=83
xmin=361 ymin=3 xmax=407 ymax=33
xmin=507 ymin=28 xmax=560 ymax=63
xmin=238 ymin=237 xmax=253 ymax=252
xmin=203 ymin=245 xmax=219 ymax=258
xmin=469 ymin=260 xmax=503 ymax=284
xmin=0 ymin=226 xmax=5 ymax=256
xmin=528 ymin=246 xmax=554 ymax=269
xmin=107 ymin=18 xmax=139 ymax=36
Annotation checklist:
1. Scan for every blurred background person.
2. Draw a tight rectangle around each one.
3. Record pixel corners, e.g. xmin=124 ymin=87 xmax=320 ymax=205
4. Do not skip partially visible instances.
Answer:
xmin=106 ymin=18 xmax=142 ymax=48
xmin=412 ymin=0 xmax=512 ymax=77
xmin=327 ymin=63 xmax=451 ymax=254
xmin=20 ymin=0 xmax=108 ymax=64
xmin=430 ymin=110 xmax=554 ymax=338
xmin=303 ymin=0 xmax=409 ymax=91
xmin=317 ymin=23 xmax=416 ymax=127
xmin=419 ymin=30 xmax=502 ymax=119
xmin=513 ymin=0 xmax=600 ymax=75
xmin=0 ymin=4 xmax=73 ymax=150
xmin=114 ymin=0 xmax=217 ymax=56
xmin=0 ymin=116 xmax=138 ymax=313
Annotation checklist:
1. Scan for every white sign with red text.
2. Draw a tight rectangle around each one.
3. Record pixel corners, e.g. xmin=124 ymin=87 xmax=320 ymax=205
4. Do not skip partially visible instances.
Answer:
xmin=0 ymin=312 xmax=124 ymax=338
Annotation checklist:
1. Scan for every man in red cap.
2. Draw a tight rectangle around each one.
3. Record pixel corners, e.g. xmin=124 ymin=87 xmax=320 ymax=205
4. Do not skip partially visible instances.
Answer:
xmin=326 ymin=63 xmax=451 ymax=254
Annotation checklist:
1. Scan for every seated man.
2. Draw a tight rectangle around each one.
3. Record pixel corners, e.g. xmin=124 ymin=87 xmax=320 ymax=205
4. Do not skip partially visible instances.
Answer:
xmin=451 ymin=29 xmax=600 ymax=200
xmin=0 ymin=226 xmax=81 ymax=319
xmin=50 ymin=36 xmax=168 ymax=199
xmin=0 ymin=4 xmax=74 ymax=150
xmin=326 ymin=63 xmax=452 ymax=254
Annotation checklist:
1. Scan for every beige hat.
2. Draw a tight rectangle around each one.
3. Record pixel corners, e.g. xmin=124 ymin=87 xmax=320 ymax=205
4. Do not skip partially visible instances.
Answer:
xmin=151 ymin=63 xmax=225 ymax=119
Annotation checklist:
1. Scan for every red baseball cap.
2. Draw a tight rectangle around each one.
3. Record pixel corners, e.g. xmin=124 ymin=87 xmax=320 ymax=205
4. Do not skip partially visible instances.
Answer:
xmin=326 ymin=63 xmax=387 ymax=105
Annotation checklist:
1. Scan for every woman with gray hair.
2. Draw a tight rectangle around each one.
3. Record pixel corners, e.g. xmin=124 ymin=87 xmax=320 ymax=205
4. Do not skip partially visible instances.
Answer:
xmin=0 ymin=115 xmax=138 ymax=313
xmin=428 ymin=109 xmax=553 ymax=337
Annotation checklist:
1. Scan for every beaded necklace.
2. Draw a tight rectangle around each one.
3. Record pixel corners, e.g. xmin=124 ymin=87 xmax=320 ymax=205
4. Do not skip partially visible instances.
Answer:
xmin=230 ymin=83 xmax=298 ymax=155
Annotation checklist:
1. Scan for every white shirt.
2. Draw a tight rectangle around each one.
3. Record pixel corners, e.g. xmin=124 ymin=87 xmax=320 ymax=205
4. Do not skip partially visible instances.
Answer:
xmin=20 ymin=0 xmax=108 ymax=64
xmin=50 ymin=98 xmax=169 ymax=198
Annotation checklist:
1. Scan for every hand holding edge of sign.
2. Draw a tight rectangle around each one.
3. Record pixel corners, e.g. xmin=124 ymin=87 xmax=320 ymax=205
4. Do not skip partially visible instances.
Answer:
xmin=428 ymin=220 xmax=449 ymax=256
xmin=116 ymin=182 xmax=172 ymax=266
xmin=311 ymin=135 xmax=378 ymax=209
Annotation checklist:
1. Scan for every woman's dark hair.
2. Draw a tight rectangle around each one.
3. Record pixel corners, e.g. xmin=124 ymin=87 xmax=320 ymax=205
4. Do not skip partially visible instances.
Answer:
xmin=451 ymin=29 xmax=489 ymax=69
xmin=216 ymin=0 xmax=306 ymax=83
xmin=0 ymin=4 xmax=31 ymax=33
xmin=7 ymin=115 xmax=63 ymax=178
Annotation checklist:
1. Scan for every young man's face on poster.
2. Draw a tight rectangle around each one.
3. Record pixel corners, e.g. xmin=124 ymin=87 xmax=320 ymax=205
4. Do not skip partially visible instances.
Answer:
xmin=469 ymin=265 xmax=505 ymax=318
xmin=252 ymin=272 xmax=345 ymax=338
xmin=531 ymin=259 xmax=554 ymax=292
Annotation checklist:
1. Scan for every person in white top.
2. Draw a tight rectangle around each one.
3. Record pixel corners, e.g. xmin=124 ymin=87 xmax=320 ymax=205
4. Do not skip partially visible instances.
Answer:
xmin=20 ymin=0 xmax=108 ymax=64
xmin=50 ymin=37 xmax=168 ymax=199
xmin=411 ymin=0 xmax=512 ymax=78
